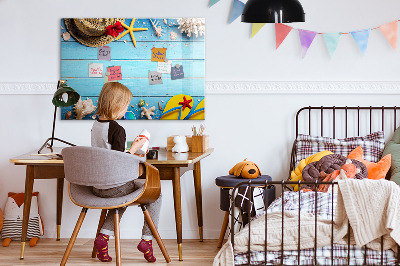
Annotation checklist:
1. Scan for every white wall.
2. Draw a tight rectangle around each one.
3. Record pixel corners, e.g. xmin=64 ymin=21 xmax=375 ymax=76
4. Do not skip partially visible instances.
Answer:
xmin=1 ymin=0 xmax=400 ymax=239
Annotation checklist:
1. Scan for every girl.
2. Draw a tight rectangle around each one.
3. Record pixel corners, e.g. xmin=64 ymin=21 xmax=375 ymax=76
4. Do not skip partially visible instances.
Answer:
xmin=91 ymin=82 xmax=161 ymax=263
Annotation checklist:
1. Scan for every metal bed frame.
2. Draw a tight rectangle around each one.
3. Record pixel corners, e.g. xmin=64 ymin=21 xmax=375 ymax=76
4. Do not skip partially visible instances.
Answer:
xmin=230 ymin=106 xmax=400 ymax=266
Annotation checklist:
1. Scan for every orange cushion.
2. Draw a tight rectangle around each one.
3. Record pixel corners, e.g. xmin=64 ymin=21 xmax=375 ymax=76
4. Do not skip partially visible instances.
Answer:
xmin=347 ymin=146 xmax=391 ymax=180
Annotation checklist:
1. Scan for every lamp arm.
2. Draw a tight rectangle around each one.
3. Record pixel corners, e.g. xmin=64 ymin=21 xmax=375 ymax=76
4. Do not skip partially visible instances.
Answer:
xmin=50 ymin=105 xmax=57 ymax=148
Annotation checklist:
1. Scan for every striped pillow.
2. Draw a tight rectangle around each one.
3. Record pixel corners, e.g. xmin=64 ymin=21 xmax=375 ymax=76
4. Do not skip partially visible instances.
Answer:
xmin=294 ymin=131 xmax=385 ymax=166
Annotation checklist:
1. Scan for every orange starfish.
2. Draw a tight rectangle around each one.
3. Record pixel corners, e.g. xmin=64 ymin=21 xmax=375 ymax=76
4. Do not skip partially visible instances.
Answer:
xmin=115 ymin=19 xmax=148 ymax=47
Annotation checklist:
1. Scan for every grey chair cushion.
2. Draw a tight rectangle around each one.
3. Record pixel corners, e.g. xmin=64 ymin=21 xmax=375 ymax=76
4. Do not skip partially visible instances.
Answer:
xmin=69 ymin=180 xmax=145 ymax=208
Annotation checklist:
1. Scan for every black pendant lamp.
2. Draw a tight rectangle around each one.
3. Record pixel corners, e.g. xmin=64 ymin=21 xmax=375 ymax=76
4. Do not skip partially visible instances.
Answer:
xmin=241 ymin=0 xmax=305 ymax=23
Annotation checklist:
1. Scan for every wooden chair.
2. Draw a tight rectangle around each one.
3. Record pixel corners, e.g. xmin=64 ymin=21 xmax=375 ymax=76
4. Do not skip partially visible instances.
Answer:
xmin=60 ymin=146 xmax=171 ymax=265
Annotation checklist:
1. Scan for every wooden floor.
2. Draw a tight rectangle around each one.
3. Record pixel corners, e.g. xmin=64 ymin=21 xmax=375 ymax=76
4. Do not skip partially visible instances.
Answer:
xmin=0 ymin=239 xmax=221 ymax=265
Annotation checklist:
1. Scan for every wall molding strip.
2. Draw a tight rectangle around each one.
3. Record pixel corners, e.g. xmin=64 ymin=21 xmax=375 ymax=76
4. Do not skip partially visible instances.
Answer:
xmin=1 ymin=81 xmax=400 ymax=95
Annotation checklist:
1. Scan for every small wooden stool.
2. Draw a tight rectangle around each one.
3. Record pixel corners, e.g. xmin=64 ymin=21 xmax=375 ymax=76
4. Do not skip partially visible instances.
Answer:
xmin=215 ymin=175 xmax=275 ymax=248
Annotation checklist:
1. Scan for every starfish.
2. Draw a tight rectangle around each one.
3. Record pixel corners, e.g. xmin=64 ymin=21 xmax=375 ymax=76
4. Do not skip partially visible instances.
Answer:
xmin=115 ymin=19 xmax=148 ymax=47
xmin=179 ymin=96 xmax=192 ymax=111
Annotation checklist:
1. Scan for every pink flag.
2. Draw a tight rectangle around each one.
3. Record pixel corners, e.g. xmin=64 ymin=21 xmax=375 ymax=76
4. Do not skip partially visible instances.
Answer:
xmin=275 ymin=23 xmax=293 ymax=49
xmin=378 ymin=21 xmax=398 ymax=50
xmin=298 ymin=29 xmax=317 ymax=58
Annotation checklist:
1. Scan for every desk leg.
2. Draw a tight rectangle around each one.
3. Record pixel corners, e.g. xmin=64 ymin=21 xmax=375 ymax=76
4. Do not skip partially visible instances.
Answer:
xmin=56 ymin=178 xmax=64 ymax=241
xmin=20 ymin=165 xmax=34 ymax=259
xmin=172 ymin=167 xmax=183 ymax=261
xmin=193 ymin=161 xmax=203 ymax=242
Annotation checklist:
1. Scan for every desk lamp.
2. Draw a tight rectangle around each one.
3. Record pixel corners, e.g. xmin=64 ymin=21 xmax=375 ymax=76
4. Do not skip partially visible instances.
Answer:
xmin=241 ymin=0 xmax=305 ymax=23
xmin=38 ymin=80 xmax=80 ymax=154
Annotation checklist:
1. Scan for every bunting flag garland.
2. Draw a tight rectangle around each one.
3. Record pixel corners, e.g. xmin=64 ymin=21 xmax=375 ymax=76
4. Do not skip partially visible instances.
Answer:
xmin=323 ymin=33 xmax=341 ymax=58
xmin=209 ymin=0 xmax=220 ymax=7
xmin=351 ymin=29 xmax=370 ymax=55
xmin=378 ymin=21 xmax=398 ymax=50
xmin=275 ymin=23 xmax=293 ymax=49
xmin=251 ymin=23 xmax=266 ymax=38
xmin=229 ymin=0 xmax=245 ymax=24
xmin=298 ymin=29 xmax=317 ymax=58
xmin=207 ymin=2 xmax=400 ymax=57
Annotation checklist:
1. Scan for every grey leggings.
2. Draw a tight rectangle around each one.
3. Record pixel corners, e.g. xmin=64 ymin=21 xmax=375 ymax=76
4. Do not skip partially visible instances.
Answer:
xmin=92 ymin=180 xmax=162 ymax=240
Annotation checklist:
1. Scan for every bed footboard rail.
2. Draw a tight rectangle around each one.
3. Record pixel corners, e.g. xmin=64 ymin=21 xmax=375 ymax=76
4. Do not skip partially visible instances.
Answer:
xmin=230 ymin=180 xmax=400 ymax=266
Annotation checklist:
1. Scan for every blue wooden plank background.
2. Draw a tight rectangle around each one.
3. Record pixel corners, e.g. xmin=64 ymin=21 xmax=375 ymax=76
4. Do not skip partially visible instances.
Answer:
xmin=61 ymin=18 xmax=205 ymax=120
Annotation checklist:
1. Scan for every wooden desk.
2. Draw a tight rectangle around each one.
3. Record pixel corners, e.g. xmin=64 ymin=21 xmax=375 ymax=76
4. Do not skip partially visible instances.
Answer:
xmin=10 ymin=147 xmax=213 ymax=261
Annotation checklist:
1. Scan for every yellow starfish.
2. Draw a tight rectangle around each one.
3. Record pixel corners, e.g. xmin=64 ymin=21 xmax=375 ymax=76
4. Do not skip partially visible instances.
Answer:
xmin=115 ymin=19 xmax=148 ymax=47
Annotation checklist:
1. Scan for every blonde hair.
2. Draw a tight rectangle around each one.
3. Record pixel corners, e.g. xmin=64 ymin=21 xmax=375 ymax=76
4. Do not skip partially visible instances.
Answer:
xmin=96 ymin=82 xmax=133 ymax=120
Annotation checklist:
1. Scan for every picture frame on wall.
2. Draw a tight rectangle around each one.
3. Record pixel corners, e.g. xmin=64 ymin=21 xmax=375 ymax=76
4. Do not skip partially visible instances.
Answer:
xmin=61 ymin=18 xmax=205 ymax=120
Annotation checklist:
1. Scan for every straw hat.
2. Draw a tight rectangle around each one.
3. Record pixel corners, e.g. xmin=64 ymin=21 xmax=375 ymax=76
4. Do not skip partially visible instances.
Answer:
xmin=64 ymin=18 xmax=125 ymax=47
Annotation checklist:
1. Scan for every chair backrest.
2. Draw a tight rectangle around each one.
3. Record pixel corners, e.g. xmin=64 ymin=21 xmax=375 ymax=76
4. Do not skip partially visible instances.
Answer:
xmin=62 ymin=146 xmax=145 ymax=187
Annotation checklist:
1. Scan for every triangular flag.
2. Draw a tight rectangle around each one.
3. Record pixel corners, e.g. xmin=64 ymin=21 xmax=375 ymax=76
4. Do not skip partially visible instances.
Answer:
xmin=275 ymin=23 xmax=293 ymax=49
xmin=323 ymin=33 xmax=341 ymax=58
xmin=229 ymin=0 xmax=245 ymax=24
xmin=298 ymin=29 xmax=317 ymax=58
xmin=351 ymin=29 xmax=370 ymax=55
xmin=251 ymin=23 xmax=266 ymax=38
xmin=378 ymin=21 xmax=397 ymax=50
xmin=209 ymin=0 xmax=220 ymax=7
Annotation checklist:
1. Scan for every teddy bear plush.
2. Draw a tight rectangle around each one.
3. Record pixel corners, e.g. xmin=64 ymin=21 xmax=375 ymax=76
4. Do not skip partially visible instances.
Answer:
xmin=172 ymin=135 xmax=189 ymax=153
xmin=229 ymin=159 xmax=261 ymax=179
xmin=1 ymin=192 xmax=44 ymax=247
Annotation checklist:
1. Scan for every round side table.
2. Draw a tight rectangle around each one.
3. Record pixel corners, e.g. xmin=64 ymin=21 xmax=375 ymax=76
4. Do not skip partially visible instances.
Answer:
xmin=215 ymin=175 xmax=275 ymax=248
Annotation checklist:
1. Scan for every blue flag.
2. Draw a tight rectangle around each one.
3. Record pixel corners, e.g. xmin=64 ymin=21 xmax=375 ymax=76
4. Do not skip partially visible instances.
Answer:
xmin=209 ymin=0 xmax=220 ymax=7
xmin=229 ymin=0 xmax=245 ymax=23
xmin=351 ymin=29 xmax=370 ymax=55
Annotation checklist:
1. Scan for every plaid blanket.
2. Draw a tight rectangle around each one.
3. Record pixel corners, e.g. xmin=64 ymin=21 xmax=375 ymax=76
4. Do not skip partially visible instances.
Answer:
xmin=234 ymin=191 xmax=397 ymax=265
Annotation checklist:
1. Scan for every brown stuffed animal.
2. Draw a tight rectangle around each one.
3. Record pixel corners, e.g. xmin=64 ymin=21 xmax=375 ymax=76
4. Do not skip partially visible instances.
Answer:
xmin=229 ymin=159 xmax=261 ymax=179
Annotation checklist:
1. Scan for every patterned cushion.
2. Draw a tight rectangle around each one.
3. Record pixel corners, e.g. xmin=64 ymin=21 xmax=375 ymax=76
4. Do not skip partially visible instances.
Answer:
xmin=295 ymin=131 xmax=385 ymax=166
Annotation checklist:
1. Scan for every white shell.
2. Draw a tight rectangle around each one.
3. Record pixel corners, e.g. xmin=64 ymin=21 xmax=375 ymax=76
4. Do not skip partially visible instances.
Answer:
xmin=74 ymin=97 xmax=97 ymax=119
xmin=62 ymin=32 xmax=70 ymax=41
xmin=150 ymin=19 xmax=163 ymax=38
xmin=170 ymin=32 xmax=178 ymax=40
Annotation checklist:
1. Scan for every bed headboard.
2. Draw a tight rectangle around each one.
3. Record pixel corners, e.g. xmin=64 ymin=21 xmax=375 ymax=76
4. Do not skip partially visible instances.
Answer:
xmin=290 ymin=106 xmax=400 ymax=179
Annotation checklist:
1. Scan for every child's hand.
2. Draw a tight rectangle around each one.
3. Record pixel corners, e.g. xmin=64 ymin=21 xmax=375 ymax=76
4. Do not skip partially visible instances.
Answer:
xmin=129 ymin=137 xmax=147 ymax=155
xmin=134 ymin=148 xmax=149 ymax=157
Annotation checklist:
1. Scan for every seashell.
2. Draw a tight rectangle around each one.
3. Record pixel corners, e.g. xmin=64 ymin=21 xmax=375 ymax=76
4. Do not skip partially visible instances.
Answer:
xmin=65 ymin=110 xmax=72 ymax=119
xmin=170 ymin=32 xmax=178 ymax=40
xmin=158 ymin=101 xmax=163 ymax=111
xmin=74 ymin=97 xmax=96 ymax=120
xmin=138 ymin=99 xmax=145 ymax=107
xmin=163 ymin=19 xmax=168 ymax=25
xmin=62 ymin=32 xmax=70 ymax=41
xmin=150 ymin=19 xmax=163 ymax=38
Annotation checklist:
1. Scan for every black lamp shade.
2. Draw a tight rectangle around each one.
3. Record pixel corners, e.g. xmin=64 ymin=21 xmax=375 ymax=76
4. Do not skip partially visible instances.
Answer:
xmin=52 ymin=83 xmax=80 ymax=108
xmin=241 ymin=0 xmax=305 ymax=23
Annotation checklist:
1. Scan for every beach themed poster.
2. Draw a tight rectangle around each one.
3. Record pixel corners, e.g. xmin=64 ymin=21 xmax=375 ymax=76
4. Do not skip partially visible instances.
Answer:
xmin=61 ymin=18 xmax=205 ymax=120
